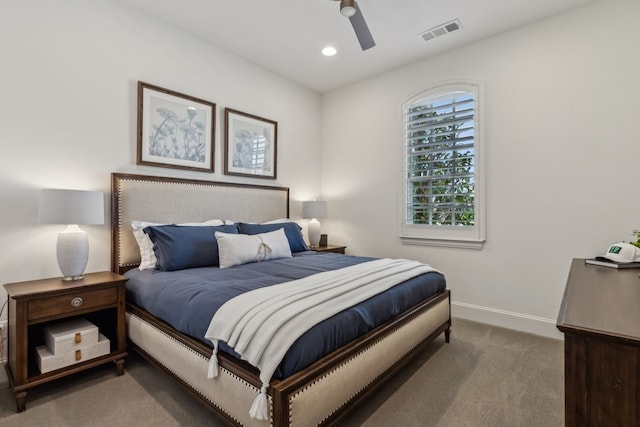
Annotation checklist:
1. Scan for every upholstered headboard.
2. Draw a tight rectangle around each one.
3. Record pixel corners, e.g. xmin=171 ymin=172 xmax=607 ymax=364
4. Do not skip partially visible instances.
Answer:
xmin=111 ymin=173 xmax=290 ymax=274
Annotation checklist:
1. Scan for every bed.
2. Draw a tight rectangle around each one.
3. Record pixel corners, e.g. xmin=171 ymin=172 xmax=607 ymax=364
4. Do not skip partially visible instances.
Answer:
xmin=111 ymin=172 xmax=451 ymax=427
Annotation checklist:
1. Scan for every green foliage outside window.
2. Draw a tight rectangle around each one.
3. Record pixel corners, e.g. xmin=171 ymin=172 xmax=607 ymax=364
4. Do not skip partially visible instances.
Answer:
xmin=407 ymin=99 xmax=475 ymax=226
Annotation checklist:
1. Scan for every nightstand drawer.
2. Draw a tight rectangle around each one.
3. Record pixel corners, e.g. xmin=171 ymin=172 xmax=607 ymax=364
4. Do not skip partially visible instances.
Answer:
xmin=27 ymin=288 xmax=118 ymax=322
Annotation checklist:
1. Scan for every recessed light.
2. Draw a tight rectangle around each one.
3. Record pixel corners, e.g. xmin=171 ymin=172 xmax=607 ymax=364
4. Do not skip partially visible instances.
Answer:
xmin=322 ymin=46 xmax=337 ymax=57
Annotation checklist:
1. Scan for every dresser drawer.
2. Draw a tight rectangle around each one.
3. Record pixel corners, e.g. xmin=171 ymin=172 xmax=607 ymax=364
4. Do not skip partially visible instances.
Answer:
xmin=27 ymin=288 xmax=118 ymax=322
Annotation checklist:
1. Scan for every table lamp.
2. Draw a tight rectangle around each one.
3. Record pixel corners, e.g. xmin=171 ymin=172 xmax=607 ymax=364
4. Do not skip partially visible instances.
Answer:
xmin=302 ymin=200 xmax=328 ymax=247
xmin=38 ymin=189 xmax=104 ymax=281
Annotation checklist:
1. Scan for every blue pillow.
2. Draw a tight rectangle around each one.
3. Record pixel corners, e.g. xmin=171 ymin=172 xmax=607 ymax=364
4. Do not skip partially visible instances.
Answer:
xmin=144 ymin=224 xmax=238 ymax=271
xmin=237 ymin=222 xmax=308 ymax=253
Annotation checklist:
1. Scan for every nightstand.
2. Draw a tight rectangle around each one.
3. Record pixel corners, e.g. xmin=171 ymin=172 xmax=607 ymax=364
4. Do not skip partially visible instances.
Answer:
xmin=4 ymin=271 xmax=128 ymax=412
xmin=310 ymin=245 xmax=347 ymax=254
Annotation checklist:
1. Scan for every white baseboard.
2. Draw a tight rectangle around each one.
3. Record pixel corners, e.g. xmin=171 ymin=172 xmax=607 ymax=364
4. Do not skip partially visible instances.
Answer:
xmin=451 ymin=301 xmax=564 ymax=340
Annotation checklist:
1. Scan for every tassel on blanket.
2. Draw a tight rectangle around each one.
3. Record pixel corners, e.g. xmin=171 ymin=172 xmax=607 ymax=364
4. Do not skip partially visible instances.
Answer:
xmin=249 ymin=385 xmax=269 ymax=420
xmin=207 ymin=341 xmax=219 ymax=379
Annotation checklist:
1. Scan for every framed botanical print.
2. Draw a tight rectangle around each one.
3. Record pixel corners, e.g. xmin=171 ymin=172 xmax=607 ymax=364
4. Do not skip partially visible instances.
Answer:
xmin=137 ymin=82 xmax=215 ymax=172
xmin=224 ymin=108 xmax=277 ymax=179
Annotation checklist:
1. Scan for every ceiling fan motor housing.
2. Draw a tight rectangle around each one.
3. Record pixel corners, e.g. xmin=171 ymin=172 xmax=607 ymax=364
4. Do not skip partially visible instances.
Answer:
xmin=340 ymin=0 xmax=356 ymax=17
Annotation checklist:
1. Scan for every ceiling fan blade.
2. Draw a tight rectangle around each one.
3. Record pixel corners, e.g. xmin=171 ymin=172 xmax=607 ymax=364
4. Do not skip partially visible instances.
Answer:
xmin=349 ymin=3 xmax=375 ymax=51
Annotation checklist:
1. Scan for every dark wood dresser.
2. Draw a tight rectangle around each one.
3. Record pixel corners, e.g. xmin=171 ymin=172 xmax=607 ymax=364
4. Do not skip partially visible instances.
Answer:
xmin=557 ymin=258 xmax=640 ymax=426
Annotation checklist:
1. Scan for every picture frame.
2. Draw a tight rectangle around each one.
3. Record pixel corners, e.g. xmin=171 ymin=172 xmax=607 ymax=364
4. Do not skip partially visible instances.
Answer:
xmin=137 ymin=82 xmax=216 ymax=172
xmin=224 ymin=108 xmax=277 ymax=180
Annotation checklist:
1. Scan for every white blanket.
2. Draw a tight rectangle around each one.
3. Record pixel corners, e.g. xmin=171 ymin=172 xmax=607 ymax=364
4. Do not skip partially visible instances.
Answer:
xmin=204 ymin=258 xmax=440 ymax=420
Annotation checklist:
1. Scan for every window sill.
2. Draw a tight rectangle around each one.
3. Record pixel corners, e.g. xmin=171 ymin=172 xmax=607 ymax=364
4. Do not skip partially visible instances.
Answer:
xmin=399 ymin=235 xmax=485 ymax=250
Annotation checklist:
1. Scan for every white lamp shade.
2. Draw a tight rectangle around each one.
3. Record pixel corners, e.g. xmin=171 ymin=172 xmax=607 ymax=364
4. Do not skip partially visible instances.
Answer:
xmin=39 ymin=189 xmax=104 ymax=281
xmin=39 ymin=189 xmax=104 ymax=225
xmin=302 ymin=200 xmax=328 ymax=220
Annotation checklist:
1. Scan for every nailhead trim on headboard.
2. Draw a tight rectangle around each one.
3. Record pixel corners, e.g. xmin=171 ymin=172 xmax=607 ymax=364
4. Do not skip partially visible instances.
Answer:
xmin=111 ymin=173 xmax=289 ymax=273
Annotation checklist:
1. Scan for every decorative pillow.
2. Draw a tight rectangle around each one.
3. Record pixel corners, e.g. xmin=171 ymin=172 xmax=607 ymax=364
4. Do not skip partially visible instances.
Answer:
xmin=132 ymin=219 xmax=225 ymax=270
xmin=144 ymin=224 xmax=238 ymax=271
xmin=262 ymin=218 xmax=292 ymax=224
xmin=237 ymin=222 xmax=308 ymax=253
xmin=216 ymin=228 xmax=292 ymax=269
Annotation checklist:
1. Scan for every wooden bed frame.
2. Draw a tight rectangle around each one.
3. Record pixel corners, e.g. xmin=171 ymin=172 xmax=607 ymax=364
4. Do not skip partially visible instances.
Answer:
xmin=111 ymin=172 xmax=451 ymax=427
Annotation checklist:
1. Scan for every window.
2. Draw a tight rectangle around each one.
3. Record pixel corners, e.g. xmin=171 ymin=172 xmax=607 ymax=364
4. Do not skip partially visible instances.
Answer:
xmin=401 ymin=82 xmax=485 ymax=249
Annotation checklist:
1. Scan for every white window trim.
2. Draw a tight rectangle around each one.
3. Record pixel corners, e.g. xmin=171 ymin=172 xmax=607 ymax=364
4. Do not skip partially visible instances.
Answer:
xmin=399 ymin=81 xmax=486 ymax=250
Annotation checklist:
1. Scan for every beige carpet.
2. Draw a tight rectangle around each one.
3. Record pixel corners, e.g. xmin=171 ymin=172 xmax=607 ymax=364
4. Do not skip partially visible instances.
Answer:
xmin=0 ymin=318 xmax=563 ymax=426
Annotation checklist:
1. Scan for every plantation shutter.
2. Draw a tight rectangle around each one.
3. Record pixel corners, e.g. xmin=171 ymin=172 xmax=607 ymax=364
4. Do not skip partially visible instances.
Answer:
xmin=405 ymin=91 xmax=476 ymax=226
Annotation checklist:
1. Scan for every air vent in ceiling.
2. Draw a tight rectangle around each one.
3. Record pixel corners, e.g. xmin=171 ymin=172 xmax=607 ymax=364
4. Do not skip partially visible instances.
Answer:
xmin=419 ymin=19 xmax=462 ymax=42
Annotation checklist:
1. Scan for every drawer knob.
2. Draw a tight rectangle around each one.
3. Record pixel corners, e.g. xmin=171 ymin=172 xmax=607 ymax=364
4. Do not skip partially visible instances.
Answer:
xmin=70 ymin=297 xmax=83 ymax=308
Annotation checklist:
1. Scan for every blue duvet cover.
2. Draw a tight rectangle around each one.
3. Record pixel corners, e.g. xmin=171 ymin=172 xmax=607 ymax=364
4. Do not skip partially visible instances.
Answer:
xmin=125 ymin=251 xmax=446 ymax=379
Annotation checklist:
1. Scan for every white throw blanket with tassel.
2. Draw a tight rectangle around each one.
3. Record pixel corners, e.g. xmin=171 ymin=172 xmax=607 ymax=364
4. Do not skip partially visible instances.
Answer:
xmin=204 ymin=258 xmax=441 ymax=420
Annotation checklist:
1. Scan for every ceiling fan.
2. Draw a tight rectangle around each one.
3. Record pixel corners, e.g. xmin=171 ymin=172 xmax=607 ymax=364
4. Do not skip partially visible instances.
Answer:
xmin=330 ymin=0 xmax=376 ymax=51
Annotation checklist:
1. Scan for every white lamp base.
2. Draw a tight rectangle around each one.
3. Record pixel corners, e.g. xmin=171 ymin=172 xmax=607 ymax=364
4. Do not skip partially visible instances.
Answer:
xmin=56 ymin=225 xmax=89 ymax=281
xmin=308 ymin=219 xmax=321 ymax=247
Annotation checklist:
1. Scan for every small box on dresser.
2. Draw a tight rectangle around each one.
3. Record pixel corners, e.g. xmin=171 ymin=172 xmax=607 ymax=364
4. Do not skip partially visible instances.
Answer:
xmin=35 ymin=318 xmax=110 ymax=373
xmin=44 ymin=318 xmax=98 ymax=354
xmin=36 ymin=334 xmax=110 ymax=373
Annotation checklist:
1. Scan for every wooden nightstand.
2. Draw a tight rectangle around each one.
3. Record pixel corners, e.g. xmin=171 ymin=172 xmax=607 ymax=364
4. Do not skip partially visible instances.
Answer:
xmin=4 ymin=271 xmax=128 ymax=412
xmin=310 ymin=245 xmax=347 ymax=254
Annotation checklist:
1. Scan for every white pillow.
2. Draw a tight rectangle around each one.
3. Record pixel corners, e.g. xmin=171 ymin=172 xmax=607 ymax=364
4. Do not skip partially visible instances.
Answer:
xmin=216 ymin=228 xmax=292 ymax=269
xmin=227 ymin=218 xmax=297 ymax=225
xmin=262 ymin=218 xmax=293 ymax=224
xmin=132 ymin=219 xmax=225 ymax=270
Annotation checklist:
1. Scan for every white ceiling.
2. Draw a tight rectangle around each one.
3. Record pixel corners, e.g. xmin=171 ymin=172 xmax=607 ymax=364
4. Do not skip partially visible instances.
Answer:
xmin=117 ymin=0 xmax=598 ymax=93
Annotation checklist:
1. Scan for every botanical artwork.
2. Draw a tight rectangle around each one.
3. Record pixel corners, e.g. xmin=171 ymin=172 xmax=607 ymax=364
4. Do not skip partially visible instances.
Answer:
xmin=137 ymin=82 xmax=215 ymax=172
xmin=231 ymin=120 xmax=271 ymax=171
xmin=224 ymin=108 xmax=277 ymax=179
xmin=148 ymin=102 xmax=206 ymax=161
